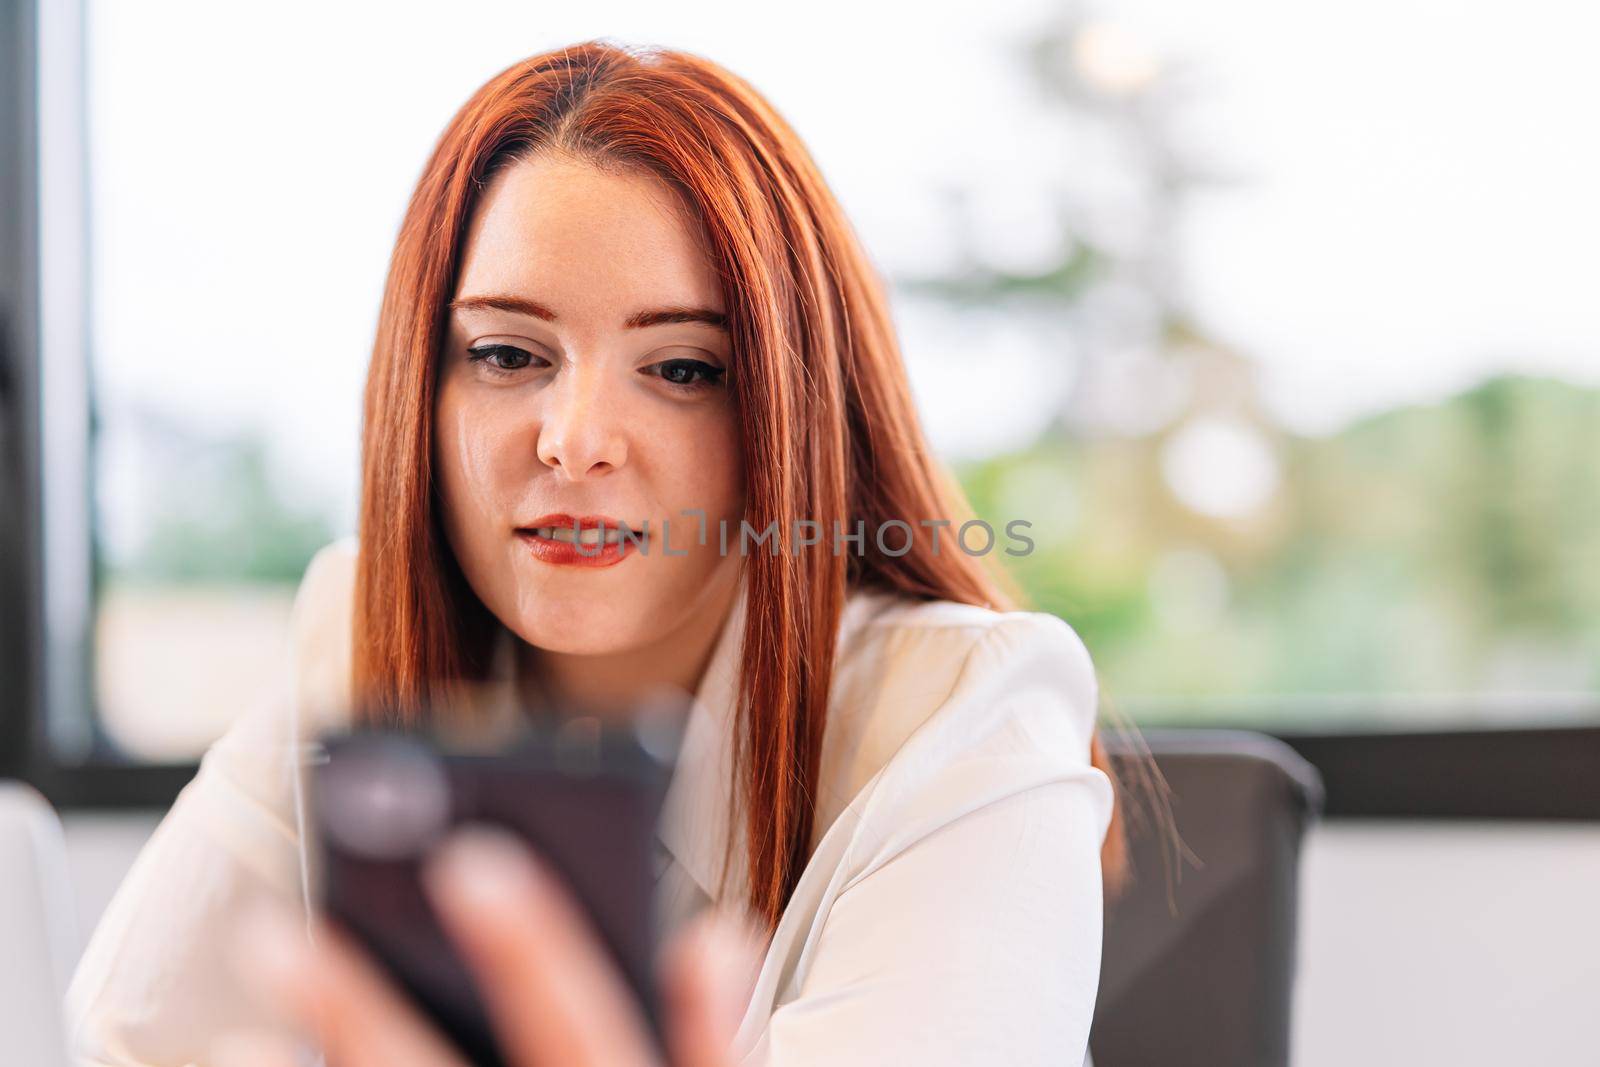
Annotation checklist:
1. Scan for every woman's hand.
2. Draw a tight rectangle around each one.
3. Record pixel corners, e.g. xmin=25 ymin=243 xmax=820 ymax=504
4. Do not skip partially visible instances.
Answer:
xmin=215 ymin=828 xmax=764 ymax=1067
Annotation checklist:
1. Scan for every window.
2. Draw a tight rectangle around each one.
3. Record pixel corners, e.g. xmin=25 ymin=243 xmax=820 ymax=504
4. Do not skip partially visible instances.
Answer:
xmin=6 ymin=0 xmax=1596 ymax=814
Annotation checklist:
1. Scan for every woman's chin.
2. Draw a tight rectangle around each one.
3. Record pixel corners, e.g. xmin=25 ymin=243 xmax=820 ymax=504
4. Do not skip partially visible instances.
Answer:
xmin=512 ymin=609 xmax=656 ymax=658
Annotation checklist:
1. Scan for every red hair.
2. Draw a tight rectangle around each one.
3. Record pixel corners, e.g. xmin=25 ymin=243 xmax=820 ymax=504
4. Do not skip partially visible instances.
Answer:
xmin=351 ymin=40 xmax=1129 ymax=929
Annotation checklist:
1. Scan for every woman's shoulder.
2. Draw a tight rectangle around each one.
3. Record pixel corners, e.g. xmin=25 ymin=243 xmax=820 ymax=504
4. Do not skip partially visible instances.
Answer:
xmin=847 ymin=584 xmax=1096 ymax=663
xmin=62 ymin=540 xmax=363 ymax=1063
xmin=814 ymin=586 xmax=1103 ymax=847
xmin=833 ymin=584 xmax=1099 ymax=736
xmin=293 ymin=533 xmax=360 ymax=614
xmin=286 ymin=534 xmax=362 ymax=736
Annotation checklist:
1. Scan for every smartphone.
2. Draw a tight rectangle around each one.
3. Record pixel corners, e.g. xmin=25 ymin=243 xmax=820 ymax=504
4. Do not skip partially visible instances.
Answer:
xmin=308 ymin=705 xmax=683 ymax=1067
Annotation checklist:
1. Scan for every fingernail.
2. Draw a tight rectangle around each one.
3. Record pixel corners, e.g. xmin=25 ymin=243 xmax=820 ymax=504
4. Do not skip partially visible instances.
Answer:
xmin=425 ymin=825 xmax=544 ymax=915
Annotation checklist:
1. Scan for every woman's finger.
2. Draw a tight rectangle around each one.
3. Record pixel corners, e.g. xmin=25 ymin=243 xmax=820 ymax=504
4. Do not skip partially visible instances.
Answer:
xmin=422 ymin=826 xmax=660 ymax=1067
xmin=658 ymin=908 xmax=766 ymax=1067
xmin=231 ymin=903 xmax=470 ymax=1067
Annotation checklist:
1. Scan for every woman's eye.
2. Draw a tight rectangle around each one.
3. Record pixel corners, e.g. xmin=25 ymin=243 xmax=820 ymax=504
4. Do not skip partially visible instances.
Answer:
xmin=649 ymin=358 xmax=727 ymax=389
xmin=466 ymin=343 xmax=540 ymax=374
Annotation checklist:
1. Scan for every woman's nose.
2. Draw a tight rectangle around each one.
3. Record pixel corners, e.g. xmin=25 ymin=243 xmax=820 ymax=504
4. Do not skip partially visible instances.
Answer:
xmin=534 ymin=364 xmax=628 ymax=479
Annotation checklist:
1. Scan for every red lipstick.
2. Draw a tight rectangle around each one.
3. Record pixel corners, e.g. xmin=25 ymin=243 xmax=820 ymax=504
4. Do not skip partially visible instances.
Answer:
xmin=514 ymin=513 xmax=643 ymax=568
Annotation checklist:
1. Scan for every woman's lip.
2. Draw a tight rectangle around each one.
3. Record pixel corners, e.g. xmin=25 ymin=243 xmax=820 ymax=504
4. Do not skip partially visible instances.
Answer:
xmin=515 ymin=528 xmax=638 ymax=568
xmin=518 ymin=513 xmax=635 ymax=533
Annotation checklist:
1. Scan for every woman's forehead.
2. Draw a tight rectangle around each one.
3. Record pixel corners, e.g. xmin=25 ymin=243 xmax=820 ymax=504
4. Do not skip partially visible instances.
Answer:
xmin=454 ymin=154 xmax=724 ymax=321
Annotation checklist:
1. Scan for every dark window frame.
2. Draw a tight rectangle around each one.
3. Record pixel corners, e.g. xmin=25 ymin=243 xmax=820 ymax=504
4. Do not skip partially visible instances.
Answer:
xmin=1273 ymin=725 xmax=1600 ymax=821
xmin=2 ymin=0 xmax=1597 ymax=819
xmin=0 ymin=0 xmax=200 ymax=813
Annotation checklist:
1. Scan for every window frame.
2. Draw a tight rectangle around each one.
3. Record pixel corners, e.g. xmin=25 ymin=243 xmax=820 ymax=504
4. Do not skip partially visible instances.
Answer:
xmin=1 ymin=0 xmax=1596 ymax=819
xmin=0 ymin=0 xmax=196 ymax=810
xmin=1274 ymin=725 xmax=1600 ymax=821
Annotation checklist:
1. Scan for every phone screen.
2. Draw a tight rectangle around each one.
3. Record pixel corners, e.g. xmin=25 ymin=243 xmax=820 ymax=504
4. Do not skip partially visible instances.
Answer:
xmin=309 ymin=711 xmax=681 ymax=1067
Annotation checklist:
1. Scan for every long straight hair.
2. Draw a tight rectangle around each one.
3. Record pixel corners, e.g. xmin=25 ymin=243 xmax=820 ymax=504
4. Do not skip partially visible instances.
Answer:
xmin=352 ymin=39 xmax=1130 ymax=929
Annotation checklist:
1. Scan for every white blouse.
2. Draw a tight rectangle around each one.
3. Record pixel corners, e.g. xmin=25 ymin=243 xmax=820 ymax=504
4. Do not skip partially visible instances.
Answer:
xmin=64 ymin=536 xmax=1113 ymax=1067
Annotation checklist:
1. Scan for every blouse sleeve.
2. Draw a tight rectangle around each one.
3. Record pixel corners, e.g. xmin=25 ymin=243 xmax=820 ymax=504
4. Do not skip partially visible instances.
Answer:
xmin=62 ymin=539 xmax=358 ymax=1067
xmin=745 ymin=614 xmax=1113 ymax=1067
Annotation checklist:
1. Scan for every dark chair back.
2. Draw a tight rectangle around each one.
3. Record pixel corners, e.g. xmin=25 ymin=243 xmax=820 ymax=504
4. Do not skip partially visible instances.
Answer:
xmin=1089 ymin=729 xmax=1324 ymax=1067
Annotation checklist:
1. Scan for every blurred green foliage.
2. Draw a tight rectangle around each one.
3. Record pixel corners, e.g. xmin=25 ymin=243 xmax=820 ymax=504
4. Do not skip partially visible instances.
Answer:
xmin=959 ymin=374 xmax=1600 ymax=718
xmin=110 ymin=432 xmax=335 ymax=586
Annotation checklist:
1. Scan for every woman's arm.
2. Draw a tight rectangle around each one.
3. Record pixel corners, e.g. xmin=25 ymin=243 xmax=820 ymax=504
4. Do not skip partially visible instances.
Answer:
xmin=744 ymin=612 xmax=1112 ymax=1067
xmin=63 ymin=539 xmax=357 ymax=1067
xmin=751 ymin=774 xmax=1106 ymax=1066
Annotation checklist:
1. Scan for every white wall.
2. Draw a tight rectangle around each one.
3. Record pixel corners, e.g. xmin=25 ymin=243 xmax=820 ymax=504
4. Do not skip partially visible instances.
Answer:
xmin=1293 ymin=822 xmax=1600 ymax=1067
xmin=59 ymin=816 xmax=1600 ymax=1065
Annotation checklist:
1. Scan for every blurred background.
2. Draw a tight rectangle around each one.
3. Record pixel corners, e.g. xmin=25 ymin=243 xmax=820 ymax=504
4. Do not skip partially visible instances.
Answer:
xmin=4 ymin=0 xmax=1597 ymax=1064
xmin=75 ymin=0 xmax=1600 ymax=757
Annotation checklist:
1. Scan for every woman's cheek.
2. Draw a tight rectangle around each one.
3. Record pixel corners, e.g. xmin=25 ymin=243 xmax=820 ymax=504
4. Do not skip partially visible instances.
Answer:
xmin=702 ymin=413 xmax=744 ymax=522
xmin=434 ymin=391 xmax=503 ymax=550
xmin=449 ymin=396 xmax=519 ymax=501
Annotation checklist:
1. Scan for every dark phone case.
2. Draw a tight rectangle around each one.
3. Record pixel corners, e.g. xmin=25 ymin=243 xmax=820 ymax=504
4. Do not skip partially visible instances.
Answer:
xmin=310 ymin=724 xmax=675 ymax=1067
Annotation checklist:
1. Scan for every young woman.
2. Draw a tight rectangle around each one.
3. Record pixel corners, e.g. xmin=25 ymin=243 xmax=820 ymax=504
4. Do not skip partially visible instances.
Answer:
xmin=66 ymin=40 xmax=1128 ymax=1067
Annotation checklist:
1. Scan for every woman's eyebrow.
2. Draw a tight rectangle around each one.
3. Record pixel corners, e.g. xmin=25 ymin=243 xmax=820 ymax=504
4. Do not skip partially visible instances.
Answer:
xmin=448 ymin=293 xmax=728 ymax=332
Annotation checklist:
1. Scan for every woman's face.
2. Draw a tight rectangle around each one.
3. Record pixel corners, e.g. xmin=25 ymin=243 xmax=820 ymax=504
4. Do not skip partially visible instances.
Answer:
xmin=434 ymin=152 xmax=744 ymax=658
